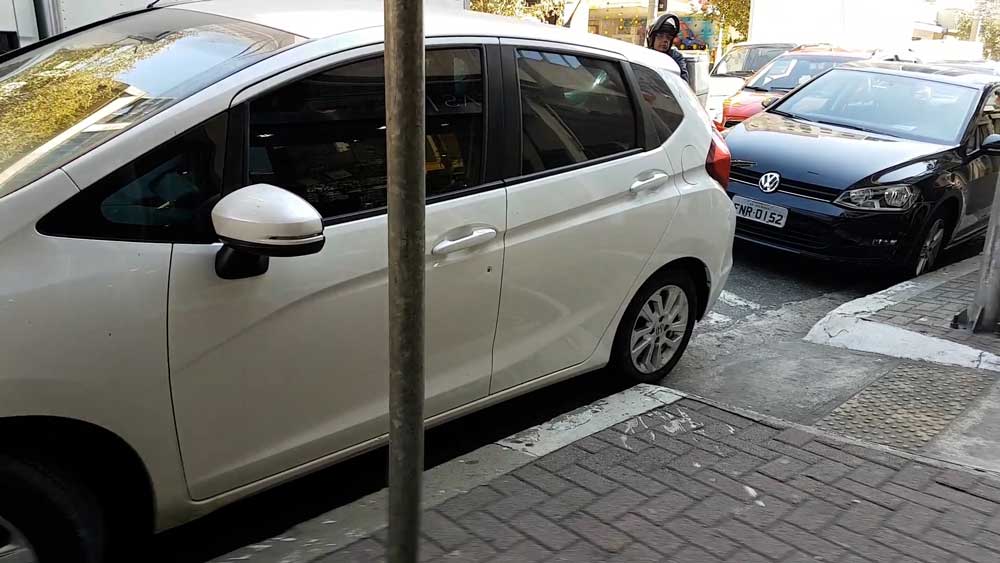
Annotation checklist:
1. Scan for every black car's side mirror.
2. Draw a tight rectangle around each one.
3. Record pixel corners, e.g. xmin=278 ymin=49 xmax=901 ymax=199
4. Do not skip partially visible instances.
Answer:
xmin=983 ymin=134 xmax=1000 ymax=155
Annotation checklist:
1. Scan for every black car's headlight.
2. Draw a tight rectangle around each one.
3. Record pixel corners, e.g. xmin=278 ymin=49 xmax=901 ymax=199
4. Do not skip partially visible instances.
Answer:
xmin=835 ymin=185 xmax=917 ymax=211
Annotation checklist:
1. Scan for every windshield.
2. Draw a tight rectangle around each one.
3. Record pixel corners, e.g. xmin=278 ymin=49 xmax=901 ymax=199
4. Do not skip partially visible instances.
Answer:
xmin=0 ymin=9 xmax=300 ymax=198
xmin=713 ymin=45 xmax=790 ymax=77
xmin=776 ymin=68 xmax=979 ymax=144
xmin=746 ymin=54 xmax=861 ymax=92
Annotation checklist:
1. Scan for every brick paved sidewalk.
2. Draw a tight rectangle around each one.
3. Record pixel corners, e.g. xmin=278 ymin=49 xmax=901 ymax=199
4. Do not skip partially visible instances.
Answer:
xmin=867 ymin=270 xmax=1000 ymax=356
xmin=322 ymin=398 xmax=1000 ymax=562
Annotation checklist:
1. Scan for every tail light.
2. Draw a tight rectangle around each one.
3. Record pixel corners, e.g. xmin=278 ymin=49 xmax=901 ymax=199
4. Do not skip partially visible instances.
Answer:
xmin=706 ymin=129 xmax=731 ymax=189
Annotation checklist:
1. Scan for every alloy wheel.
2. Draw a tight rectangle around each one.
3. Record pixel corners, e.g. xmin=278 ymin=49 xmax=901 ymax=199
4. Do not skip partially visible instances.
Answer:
xmin=0 ymin=516 xmax=37 ymax=563
xmin=915 ymin=218 xmax=945 ymax=277
xmin=630 ymin=285 xmax=689 ymax=374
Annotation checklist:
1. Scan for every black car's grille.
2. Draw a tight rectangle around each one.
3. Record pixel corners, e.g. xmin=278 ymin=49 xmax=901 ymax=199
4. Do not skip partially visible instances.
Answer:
xmin=730 ymin=168 xmax=841 ymax=202
xmin=736 ymin=218 xmax=829 ymax=251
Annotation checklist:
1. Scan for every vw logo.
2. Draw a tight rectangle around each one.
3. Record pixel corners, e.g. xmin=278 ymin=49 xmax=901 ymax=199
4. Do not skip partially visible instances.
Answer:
xmin=759 ymin=172 xmax=781 ymax=193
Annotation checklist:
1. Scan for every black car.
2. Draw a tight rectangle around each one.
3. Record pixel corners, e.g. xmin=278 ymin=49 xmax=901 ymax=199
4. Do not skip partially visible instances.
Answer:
xmin=723 ymin=61 xmax=1000 ymax=276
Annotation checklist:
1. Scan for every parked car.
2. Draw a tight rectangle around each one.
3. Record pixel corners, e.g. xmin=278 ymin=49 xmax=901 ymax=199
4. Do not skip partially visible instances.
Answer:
xmin=723 ymin=61 xmax=1000 ymax=276
xmin=0 ymin=1 xmax=734 ymax=560
xmin=706 ymin=42 xmax=796 ymax=125
xmin=718 ymin=46 xmax=871 ymax=129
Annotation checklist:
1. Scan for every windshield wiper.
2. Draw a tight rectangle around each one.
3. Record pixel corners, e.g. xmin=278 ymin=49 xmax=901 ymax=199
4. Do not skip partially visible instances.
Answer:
xmin=768 ymin=109 xmax=799 ymax=119
xmin=743 ymin=85 xmax=769 ymax=92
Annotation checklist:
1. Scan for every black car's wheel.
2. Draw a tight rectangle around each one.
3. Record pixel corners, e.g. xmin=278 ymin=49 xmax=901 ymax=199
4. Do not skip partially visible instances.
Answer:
xmin=908 ymin=215 xmax=948 ymax=278
xmin=0 ymin=454 xmax=107 ymax=563
xmin=612 ymin=269 xmax=697 ymax=384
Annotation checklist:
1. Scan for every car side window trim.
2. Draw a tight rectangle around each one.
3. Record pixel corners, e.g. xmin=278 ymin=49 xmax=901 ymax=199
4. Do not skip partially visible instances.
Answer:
xmin=622 ymin=62 xmax=661 ymax=151
xmin=499 ymin=40 xmax=645 ymax=183
xmin=233 ymin=41 xmax=502 ymax=224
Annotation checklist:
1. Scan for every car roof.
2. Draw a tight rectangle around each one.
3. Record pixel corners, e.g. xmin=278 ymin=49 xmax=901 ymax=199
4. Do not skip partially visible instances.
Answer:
xmin=840 ymin=61 xmax=1000 ymax=88
xmin=729 ymin=42 xmax=796 ymax=48
xmin=782 ymin=46 xmax=870 ymax=58
xmin=174 ymin=0 xmax=661 ymax=62
xmin=172 ymin=0 xmax=681 ymax=75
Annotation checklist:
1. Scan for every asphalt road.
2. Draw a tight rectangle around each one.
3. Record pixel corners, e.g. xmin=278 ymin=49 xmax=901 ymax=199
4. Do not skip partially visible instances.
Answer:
xmin=150 ymin=238 xmax=984 ymax=562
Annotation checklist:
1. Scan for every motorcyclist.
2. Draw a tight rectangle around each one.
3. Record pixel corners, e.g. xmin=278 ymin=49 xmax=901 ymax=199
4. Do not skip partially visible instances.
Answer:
xmin=646 ymin=14 xmax=689 ymax=84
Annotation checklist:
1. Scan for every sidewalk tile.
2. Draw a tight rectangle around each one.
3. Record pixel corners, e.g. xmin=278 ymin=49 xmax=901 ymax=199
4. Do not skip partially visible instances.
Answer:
xmin=924 ymin=482 xmax=998 ymax=515
xmin=803 ymin=442 xmax=865 ymax=467
xmin=834 ymin=478 xmax=904 ymax=510
xmin=712 ymin=452 xmax=768 ymax=477
xmin=872 ymin=527 xmax=952 ymax=563
xmin=885 ymin=502 xmax=940 ymax=536
xmin=544 ymin=541 xmax=608 ymax=563
xmin=665 ymin=518 xmax=737 ymax=557
xmin=786 ymin=498 xmax=841 ymax=532
xmin=607 ymin=543 xmax=662 ymax=562
xmin=535 ymin=487 xmax=596 ymax=520
xmin=687 ymin=494 xmax=745 ymax=525
xmin=923 ymin=528 xmax=997 ymax=563
xmin=584 ymin=486 xmax=647 ymax=522
xmin=489 ymin=540 xmax=550 ymax=563
xmin=881 ymin=482 xmax=953 ymax=512
xmin=606 ymin=465 xmax=667 ymax=496
xmin=560 ymin=464 xmax=619 ymax=495
xmin=439 ymin=539 xmax=496 ymax=562
xmin=775 ymin=428 xmax=815 ymax=447
xmin=318 ymin=538 xmax=383 ymax=562
xmin=734 ymin=496 xmax=792 ymax=529
xmin=648 ymin=468 xmax=714 ymax=499
xmin=823 ymin=525 xmax=903 ymax=562
xmin=513 ymin=465 xmax=572 ymax=496
xmin=613 ymin=513 xmax=684 ymax=554
xmin=438 ymin=486 xmax=503 ymax=520
xmin=847 ymin=462 xmax=895 ymax=487
xmin=563 ymin=513 xmax=630 ymax=552
xmin=424 ymin=511 xmax=473 ymax=550
xmin=836 ymin=501 xmax=892 ymax=534
xmin=768 ymin=522 xmax=845 ymax=560
xmin=803 ymin=460 xmax=853 ymax=484
xmin=717 ymin=519 xmax=793 ymax=560
xmin=509 ymin=512 xmax=576 ymax=551
xmin=673 ymin=545 xmax=723 ymax=563
xmin=536 ymin=446 xmax=588 ymax=473
xmin=633 ymin=490 xmax=696 ymax=522
xmin=744 ymin=473 xmax=808 ymax=505
xmin=457 ymin=511 xmax=524 ymax=549
xmin=760 ymin=457 xmax=810 ymax=482
xmin=936 ymin=505 xmax=990 ymax=539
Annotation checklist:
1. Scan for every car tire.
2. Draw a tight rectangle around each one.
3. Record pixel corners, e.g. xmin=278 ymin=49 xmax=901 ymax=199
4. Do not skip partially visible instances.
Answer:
xmin=612 ymin=269 xmax=697 ymax=384
xmin=906 ymin=213 xmax=949 ymax=278
xmin=0 ymin=454 xmax=107 ymax=563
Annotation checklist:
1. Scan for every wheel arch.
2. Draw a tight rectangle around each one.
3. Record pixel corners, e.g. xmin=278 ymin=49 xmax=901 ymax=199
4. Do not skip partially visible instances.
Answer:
xmin=646 ymin=256 xmax=712 ymax=321
xmin=0 ymin=415 xmax=156 ymax=542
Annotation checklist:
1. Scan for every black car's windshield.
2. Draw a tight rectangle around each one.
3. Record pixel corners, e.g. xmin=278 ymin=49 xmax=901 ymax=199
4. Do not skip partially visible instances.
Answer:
xmin=777 ymin=68 xmax=979 ymax=144
xmin=0 ymin=9 xmax=301 ymax=198
xmin=746 ymin=54 xmax=863 ymax=92
xmin=712 ymin=45 xmax=791 ymax=77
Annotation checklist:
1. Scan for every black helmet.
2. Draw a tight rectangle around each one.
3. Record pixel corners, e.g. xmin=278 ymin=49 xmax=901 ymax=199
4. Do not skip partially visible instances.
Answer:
xmin=646 ymin=13 xmax=681 ymax=49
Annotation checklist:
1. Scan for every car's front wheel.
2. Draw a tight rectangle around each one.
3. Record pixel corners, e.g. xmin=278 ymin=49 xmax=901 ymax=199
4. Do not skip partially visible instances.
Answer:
xmin=909 ymin=215 xmax=948 ymax=278
xmin=613 ymin=269 xmax=697 ymax=384
xmin=0 ymin=454 xmax=106 ymax=563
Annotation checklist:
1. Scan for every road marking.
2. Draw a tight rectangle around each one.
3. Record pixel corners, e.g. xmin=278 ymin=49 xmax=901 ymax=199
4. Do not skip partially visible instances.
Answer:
xmin=496 ymin=384 xmax=682 ymax=457
xmin=719 ymin=290 xmax=761 ymax=310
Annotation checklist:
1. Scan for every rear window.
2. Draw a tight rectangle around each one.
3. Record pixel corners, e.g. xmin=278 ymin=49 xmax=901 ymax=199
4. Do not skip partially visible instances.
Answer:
xmin=0 ymin=8 xmax=301 ymax=198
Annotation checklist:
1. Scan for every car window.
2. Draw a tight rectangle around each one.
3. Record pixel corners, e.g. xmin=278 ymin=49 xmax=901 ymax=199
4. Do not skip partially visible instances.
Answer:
xmin=37 ymin=113 xmax=227 ymax=243
xmin=633 ymin=64 xmax=685 ymax=143
xmin=247 ymin=48 xmax=485 ymax=220
xmin=0 ymin=9 xmax=300 ymax=200
xmin=516 ymin=49 xmax=637 ymax=175
xmin=778 ymin=69 xmax=979 ymax=145
xmin=747 ymin=55 xmax=859 ymax=92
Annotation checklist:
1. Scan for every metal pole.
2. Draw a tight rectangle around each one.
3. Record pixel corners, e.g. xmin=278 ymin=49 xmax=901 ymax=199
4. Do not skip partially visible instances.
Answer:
xmin=955 ymin=174 xmax=1000 ymax=333
xmin=384 ymin=0 xmax=426 ymax=560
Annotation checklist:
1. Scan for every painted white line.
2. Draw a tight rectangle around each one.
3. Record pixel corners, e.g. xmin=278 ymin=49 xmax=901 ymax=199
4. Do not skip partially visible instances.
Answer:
xmin=496 ymin=384 xmax=682 ymax=457
xmin=719 ymin=290 xmax=761 ymax=310
xmin=804 ymin=255 xmax=999 ymax=371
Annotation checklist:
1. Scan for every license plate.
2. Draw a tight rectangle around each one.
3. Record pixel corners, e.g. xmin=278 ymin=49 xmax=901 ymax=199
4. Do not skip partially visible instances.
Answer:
xmin=733 ymin=196 xmax=788 ymax=228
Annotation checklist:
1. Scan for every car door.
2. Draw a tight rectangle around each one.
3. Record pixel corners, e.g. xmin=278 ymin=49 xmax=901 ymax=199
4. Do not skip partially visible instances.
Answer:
xmin=167 ymin=40 xmax=505 ymax=499
xmin=958 ymin=87 xmax=1000 ymax=238
xmin=490 ymin=42 xmax=683 ymax=393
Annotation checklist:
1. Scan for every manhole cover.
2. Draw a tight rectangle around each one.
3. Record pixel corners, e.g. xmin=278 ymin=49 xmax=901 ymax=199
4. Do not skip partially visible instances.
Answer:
xmin=816 ymin=363 xmax=994 ymax=451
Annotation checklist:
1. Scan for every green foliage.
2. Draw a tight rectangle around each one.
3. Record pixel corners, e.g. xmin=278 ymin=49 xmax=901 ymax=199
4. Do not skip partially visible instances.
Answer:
xmin=698 ymin=0 xmax=751 ymax=43
xmin=959 ymin=8 xmax=1000 ymax=61
xmin=470 ymin=0 xmax=567 ymax=25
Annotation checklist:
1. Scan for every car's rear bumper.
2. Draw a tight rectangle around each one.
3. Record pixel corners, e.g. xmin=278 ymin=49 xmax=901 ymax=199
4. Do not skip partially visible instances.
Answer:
xmin=726 ymin=179 xmax=923 ymax=265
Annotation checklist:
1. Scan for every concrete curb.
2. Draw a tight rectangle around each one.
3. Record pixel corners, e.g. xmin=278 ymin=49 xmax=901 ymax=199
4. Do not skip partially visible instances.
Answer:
xmin=803 ymin=255 xmax=1000 ymax=372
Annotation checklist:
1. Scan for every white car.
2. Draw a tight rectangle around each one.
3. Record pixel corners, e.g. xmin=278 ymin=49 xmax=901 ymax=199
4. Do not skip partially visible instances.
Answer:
xmin=0 ymin=1 xmax=734 ymax=560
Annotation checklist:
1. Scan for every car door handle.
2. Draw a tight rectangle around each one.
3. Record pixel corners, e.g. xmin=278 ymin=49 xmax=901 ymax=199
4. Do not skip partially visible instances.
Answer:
xmin=630 ymin=172 xmax=670 ymax=194
xmin=432 ymin=227 xmax=498 ymax=255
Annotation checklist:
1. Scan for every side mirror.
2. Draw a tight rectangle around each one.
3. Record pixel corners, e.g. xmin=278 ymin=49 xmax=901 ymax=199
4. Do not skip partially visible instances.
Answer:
xmin=211 ymin=184 xmax=325 ymax=279
xmin=761 ymin=96 xmax=778 ymax=109
xmin=984 ymin=134 xmax=1000 ymax=155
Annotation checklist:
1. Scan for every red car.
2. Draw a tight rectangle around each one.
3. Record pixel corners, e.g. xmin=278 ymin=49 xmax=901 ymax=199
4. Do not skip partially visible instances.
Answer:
xmin=718 ymin=47 xmax=870 ymax=129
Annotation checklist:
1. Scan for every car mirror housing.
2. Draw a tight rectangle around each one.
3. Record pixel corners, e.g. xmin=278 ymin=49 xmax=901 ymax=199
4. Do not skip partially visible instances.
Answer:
xmin=211 ymin=184 xmax=326 ymax=279
xmin=983 ymin=134 xmax=1000 ymax=155
xmin=761 ymin=97 xmax=778 ymax=109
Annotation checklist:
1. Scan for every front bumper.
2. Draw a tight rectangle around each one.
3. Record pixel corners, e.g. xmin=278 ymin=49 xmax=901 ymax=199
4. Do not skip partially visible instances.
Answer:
xmin=726 ymin=179 xmax=923 ymax=265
